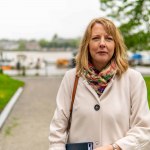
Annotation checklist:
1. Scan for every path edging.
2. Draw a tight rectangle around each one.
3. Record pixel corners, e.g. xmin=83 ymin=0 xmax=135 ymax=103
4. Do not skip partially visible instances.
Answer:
xmin=0 ymin=87 xmax=23 ymax=129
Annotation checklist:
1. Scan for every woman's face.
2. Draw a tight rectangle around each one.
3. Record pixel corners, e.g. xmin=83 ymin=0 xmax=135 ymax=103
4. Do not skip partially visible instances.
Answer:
xmin=89 ymin=23 xmax=115 ymax=71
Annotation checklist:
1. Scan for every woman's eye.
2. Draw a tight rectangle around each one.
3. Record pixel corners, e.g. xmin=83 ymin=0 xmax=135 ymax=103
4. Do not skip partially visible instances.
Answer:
xmin=92 ymin=37 xmax=99 ymax=41
xmin=106 ymin=37 xmax=113 ymax=41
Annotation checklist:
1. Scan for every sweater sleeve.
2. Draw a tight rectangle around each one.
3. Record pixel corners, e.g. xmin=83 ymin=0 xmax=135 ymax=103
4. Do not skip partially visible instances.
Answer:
xmin=116 ymin=71 xmax=150 ymax=150
xmin=48 ymin=71 xmax=75 ymax=150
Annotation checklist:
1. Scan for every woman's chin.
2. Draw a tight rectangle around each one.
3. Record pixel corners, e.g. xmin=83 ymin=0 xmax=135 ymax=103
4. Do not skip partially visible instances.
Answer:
xmin=95 ymin=56 xmax=110 ymax=64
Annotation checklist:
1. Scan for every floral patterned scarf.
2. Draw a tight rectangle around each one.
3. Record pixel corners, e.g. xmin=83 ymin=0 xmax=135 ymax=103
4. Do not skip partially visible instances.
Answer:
xmin=82 ymin=60 xmax=117 ymax=97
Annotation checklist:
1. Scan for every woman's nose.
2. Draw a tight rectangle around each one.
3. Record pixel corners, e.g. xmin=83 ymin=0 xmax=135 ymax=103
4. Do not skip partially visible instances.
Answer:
xmin=99 ymin=38 xmax=106 ymax=48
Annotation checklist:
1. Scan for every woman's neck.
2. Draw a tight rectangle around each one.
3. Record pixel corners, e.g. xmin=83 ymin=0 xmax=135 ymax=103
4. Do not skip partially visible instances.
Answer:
xmin=92 ymin=61 xmax=109 ymax=72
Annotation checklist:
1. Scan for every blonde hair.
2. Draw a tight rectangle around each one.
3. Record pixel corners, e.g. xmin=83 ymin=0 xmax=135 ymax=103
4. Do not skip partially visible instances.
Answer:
xmin=76 ymin=17 xmax=128 ymax=76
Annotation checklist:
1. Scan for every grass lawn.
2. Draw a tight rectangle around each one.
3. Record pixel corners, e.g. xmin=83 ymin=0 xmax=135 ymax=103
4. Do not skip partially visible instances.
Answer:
xmin=144 ymin=76 xmax=150 ymax=107
xmin=0 ymin=74 xmax=24 ymax=112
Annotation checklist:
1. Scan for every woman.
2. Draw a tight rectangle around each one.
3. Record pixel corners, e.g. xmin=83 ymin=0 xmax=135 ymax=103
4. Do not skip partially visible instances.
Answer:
xmin=49 ymin=17 xmax=150 ymax=150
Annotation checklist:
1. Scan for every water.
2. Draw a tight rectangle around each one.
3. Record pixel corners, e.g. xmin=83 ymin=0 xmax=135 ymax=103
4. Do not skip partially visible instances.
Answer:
xmin=2 ymin=51 xmax=73 ymax=63
xmin=1 ymin=51 xmax=73 ymax=76
xmin=1 ymin=51 xmax=150 ymax=76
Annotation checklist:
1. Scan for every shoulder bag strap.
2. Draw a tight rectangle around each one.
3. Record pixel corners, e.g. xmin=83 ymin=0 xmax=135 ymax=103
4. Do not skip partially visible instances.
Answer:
xmin=67 ymin=75 xmax=79 ymax=131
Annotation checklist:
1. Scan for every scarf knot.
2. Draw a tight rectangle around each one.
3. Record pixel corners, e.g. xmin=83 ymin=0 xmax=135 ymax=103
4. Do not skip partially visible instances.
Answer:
xmin=82 ymin=60 xmax=117 ymax=97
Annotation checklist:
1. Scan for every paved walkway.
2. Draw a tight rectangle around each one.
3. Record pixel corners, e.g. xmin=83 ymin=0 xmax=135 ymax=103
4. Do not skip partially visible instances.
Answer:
xmin=0 ymin=76 xmax=62 ymax=150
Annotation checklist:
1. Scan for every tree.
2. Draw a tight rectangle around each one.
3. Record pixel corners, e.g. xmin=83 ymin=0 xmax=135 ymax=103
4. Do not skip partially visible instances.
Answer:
xmin=52 ymin=34 xmax=58 ymax=41
xmin=39 ymin=39 xmax=50 ymax=48
xmin=18 ymin=40 xmax=26 ymax=51
xmin=100 ymin=0 xmax=150 ymax=51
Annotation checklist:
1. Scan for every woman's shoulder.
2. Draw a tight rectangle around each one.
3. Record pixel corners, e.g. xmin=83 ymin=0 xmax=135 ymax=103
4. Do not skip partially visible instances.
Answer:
xmin=64 ymin=68 xmax=76 ymax=80
xmin=126 ymin=67 xmax=142 ymax=75
xmin=65 ymin=68 xmax=76 ymax=76
xmin=123 ymin=67 xmax=143 ymax=80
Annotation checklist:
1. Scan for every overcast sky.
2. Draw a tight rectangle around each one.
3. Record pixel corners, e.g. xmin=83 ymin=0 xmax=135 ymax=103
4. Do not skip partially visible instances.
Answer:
xmin=0 ymin=0 xmax=105 ymax=40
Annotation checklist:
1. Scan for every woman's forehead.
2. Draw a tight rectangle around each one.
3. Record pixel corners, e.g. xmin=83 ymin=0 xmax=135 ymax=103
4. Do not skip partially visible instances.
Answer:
xmin=91 ymin=23 xmax=113 ymax=36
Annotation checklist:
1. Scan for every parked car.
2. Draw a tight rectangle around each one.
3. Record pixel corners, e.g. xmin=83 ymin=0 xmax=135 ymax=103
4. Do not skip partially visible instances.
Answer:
xmin=140 ymin=55 xmax=150 ymax=66
xmin=128 ymin=51 xmax=150 ymax=66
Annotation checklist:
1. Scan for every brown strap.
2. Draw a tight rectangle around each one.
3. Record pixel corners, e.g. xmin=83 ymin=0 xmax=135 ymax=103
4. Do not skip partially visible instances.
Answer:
xmin=67 ymin=75 xmax=79 ymax=131
xmin=70 ymin=75 xmax=79 ymax=113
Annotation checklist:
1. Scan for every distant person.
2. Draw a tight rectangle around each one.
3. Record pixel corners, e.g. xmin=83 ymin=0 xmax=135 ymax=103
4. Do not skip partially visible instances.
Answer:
xmin=70 ymin=51 xmax=77 ymax=68
xmin=35 ymin=58 xmax=41 ymax=76
xmin=70 ymin=57 xmax=76 ymax=68
xmin=48 ymin=17 xmax=150 ymax=150
xmin=16 ymin=61 xmax=21 ymax=70
xmin=35 ymin=58 xmax=41 ymax=70
xmin=16 ymin=61 xmax=22 ymax=75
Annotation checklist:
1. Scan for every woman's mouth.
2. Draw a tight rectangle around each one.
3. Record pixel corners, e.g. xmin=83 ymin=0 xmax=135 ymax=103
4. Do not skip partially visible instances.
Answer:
xmin=97 ymin=51 xmax=108 ymax=55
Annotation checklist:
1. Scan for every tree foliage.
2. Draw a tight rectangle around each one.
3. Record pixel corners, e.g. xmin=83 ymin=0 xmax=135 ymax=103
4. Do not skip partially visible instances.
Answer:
xmin=100 ymin=0 xmax=150 ymax=51
xmin=39 ymin=39 xmax=50 ymax=48
xmin=39 ymin=34 xmax=80 ymax=49
xmin=18 ymin=40 xmax=26 ymax=51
